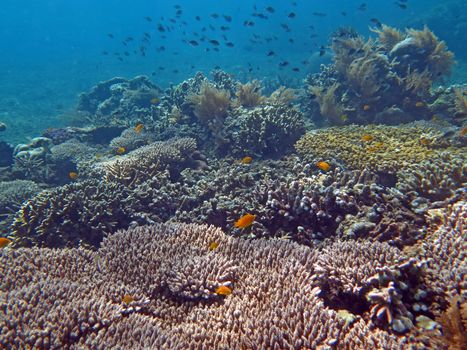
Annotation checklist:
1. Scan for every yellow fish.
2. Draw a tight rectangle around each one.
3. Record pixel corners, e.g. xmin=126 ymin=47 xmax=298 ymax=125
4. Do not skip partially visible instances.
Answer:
xmin=415 ymin=101 xmax=425 ymax=107
xmin=208 ymin=241 xmax=220 ymax=251
xmin=116 ymin=147 xmax=126 ymax=155
xmin=316 ymin=161 xmax=331 ymax=172
xmin=234 ymin=213 xmax=256 ymax=229
xmin=69 ymin=171 xmax=79 ymax=180
xmin=363 ymin=104 xmax=370 ymax=111
xmin=241 ymin=156 xmax=253 ymax=164
xmin=122 ymin=294 xmax=134 ymax=304
xmin=361 ymin=134 xmax=374 ymax=142
xmin=0 ymin=237 xmax=12 ymax=248
xmin=134 ymin=123 xmax=144 ymax=133
xmin=150 ymin=97 xmax=160 ymax=105
xmin=215 ymin=285 xmax=232 ymax=296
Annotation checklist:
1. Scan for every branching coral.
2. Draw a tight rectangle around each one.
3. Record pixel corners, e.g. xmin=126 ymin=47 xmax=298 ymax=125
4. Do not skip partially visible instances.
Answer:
xmin=109 ymin=127 xmax=155 ymax=152
xmin=224 ymin=103 xmax=305 ymax=156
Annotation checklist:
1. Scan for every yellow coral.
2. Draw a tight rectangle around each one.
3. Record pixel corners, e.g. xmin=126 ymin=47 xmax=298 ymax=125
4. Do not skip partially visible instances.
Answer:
xmin=309 ymin=83 xmax=345 ymax=125
xmin=188 ymin=82 xmax=231 ymax=127
xmin=295 ymin=124 xmax=457 ymax=172
xmin=371 ymin=24 xmax=404 ymax=51
xmin=235 ymin=80 xmax=264 ymax=108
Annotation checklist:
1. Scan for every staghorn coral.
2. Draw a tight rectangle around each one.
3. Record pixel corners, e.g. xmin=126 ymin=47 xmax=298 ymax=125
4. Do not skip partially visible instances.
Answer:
xmin=1 ymin=222 xmax=431 ymax=349
xmin=223 ymin=103 xmax=305 ymax=157
xmin=295 ymin=124 xmax=457 ymax=173
xmin=397 ymin=153 xmax=466 ymax=213
xmin=313 ymin=240 xmax=434 ymax=333
xmin=10 ymin=179 xmax=144 ymax=248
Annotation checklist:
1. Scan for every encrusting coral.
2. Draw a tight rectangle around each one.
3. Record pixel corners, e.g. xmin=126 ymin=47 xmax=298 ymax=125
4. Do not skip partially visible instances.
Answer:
xmin=0 ymin=222 xmax=448 ymax=349
xmin=295 ymin=124 xmax=458 ymax=173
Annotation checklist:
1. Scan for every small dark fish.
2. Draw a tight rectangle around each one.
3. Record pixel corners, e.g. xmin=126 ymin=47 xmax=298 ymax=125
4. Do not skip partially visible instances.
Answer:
xmin=267 ymin=51 xmax=275 ymax=56
xmin=319 ymin=45 xmax=326 ymax=56
xmin=157 ymin=24 xmax=165 ymax=32
xmin=173 ymin=69 xmax=179 ymax=74
xmin=210 ymin=13 xmax=219 ymax=19
xmin=158 ymin=66 xmax=165 ymax=70
xmin=312 ymin=12 xmax=327 ymax=17
xmin=279 ymin=61 xmax=289 ymax=67
xmin=188 ymin=40 xmax=199 ymax=46
xmin=265 ymin=6 xmax=275 ymax=13
xmin=144 ymin=32 xmax=151 ymax=38
xmin=292 ymin=67 xmax=300 ymax=72
xmin=209 ymin=39 xmax=220 ymax=46
xmin=157 ymin=46 xmax=166 ymax=52
xmin=101 ymin=51 xmax=109 ymax=55
xmin=195 ymin=16 xmax=201 ymax=21
xmin=289 ymin=38 xmax=294 ymax=43
xmin=107 ymin=33 xmax=114 ymax=39
xmin=280 ymin=23 xmax=291 ymax=32
xmin=213 ymin=47 xmax=220 ymax=52
xmin=370 ymin=18 xmax=383 ymax=29
xmin=125 ymin=37 xmax=134 ymax=42
xmin=176 ymin=9 xmax=182 ymax=16
xmin=395 ymin=2 xmax=407 ymax=9
xmin=225 ymin=42 xmax=234 ymax=47
xmin=341 ymin=11 xmax=347 ymax=16
xmin=169 ymin=18 xmax=176 ymax=24
xmin=144 ymin=16 xmax=152 ymax=22
xmin=223 ymin=15 xmax=232 ymax=22
xmin=220 ymin=26 xmax=230 ymax=31
xmin=124 ymin=51 xmax=130 ymax=56
xmin=243 ymin=20 xmax=255 ymax=26
xmin=288 ymin=12 xmax=296 ymax=18
xmin=358 ymin=3 xmax=367 ymax=11
xmin=118 ymin=57 xmax=123 ymax=62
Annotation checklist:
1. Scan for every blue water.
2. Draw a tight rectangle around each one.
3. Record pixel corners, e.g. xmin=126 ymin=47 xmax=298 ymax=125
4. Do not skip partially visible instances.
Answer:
xmin=0 ymin=0 xmax=465 ymax=143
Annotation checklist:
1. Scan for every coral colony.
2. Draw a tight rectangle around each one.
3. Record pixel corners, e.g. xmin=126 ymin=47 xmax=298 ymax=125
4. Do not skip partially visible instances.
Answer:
xmin=0 ymin=25 xmax=466 ymax=349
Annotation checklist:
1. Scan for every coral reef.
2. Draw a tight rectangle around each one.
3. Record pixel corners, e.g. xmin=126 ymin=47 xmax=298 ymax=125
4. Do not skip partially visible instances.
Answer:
xmin=10 ymin=179 xmax=144 ymax=249
xmin=0 ymin=140 xmax=13 ymax=167
xmin=77 ymin=76 xmax=162 ymax=127
xmin=223 ymin=103 xmax=305 ymax=157
xmin=0 ymin=222 xmax=439 ymax=349
xmin=0 ymin=180 xmax=44 ymax=234
xmin=295 ymin=124 xmax=457 ymax=173
xmin=98 ymin=137 xmax=199 ymax=187
xmin=109 ymin=127 xmax=155 ymax=152
xmin=305 ymin=25 xmax=456 ymax=126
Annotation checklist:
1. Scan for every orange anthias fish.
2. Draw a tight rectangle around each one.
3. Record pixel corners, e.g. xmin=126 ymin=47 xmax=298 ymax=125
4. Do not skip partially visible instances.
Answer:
xmin=122 ymin=294 xmax=134 ymax=304
xmin=241 ymin=156 xmax=253 ymax=164
xmin=215 ymin=285 xmax=232 ymax=296
xmin=134 ymin=123 xmax=144 ymax=133
xmin=116 ymin=147 xmax=126 ymax=155
xmin=69 ymin=171 xmax=78 ymax=180
xmin=0 ymin=237 xmax=12 ymax=248
xmin=363 ymin=104 xmax=371 ymax=111
xmin=316 ymin=161 xmax=331 ymax=172
xmin=208 ymin=241 xmax=220 ymax=251
xmin=361 ymin=134 xmax=374 ymax=142
xmin=234 ymin=213 xmax=256 ymax=229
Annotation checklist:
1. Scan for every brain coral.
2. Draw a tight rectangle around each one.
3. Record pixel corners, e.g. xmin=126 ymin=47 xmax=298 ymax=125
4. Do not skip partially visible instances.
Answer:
xmin=0 ymin=223 xmax=435 ymax=349
xmin=295 ymin=124 xmax=459 ymax=173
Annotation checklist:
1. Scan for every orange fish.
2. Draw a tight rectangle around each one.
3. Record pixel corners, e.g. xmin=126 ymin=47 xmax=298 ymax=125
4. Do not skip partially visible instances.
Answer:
xmin=208 ymin=241 xmax=219 ymax=251
xmin=116 ymin=147 xmax=126 ymax=155
xmin=122 ymin=294 xmax=134 ymax=304
xmin=363 ymin=104 xmax=370 ymax=111
xmin=234 ymin=213 xmax=256 ymax=229
xmin=69 ymin=171 xmax=78 ymax=180
xmin=215 ymin=285 xmax=232 ymax=296
xmin=316 ymin=161 xmax=331 ymax=172
xmin=361 ymin=134 xmax=374 ymax=142
xmin=0 ymin=237 xmax=12 ymax=248
xmin=241 ymin=156 xmax=253 ymax=164
xmin=419 ymin=137 xmax=430 ymax=146
xmin=134 ymin=123 xmax=144 ymax=133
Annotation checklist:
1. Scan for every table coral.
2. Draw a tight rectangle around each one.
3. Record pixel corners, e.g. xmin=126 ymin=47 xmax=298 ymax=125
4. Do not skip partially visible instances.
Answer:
xmin=0 ymin=222 xmax=439 ymax=349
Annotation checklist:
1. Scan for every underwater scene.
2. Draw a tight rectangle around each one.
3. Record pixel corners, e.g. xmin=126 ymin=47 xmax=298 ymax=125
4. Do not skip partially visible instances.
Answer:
xmin=0 ymin=0 xmax=466 ymax=348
